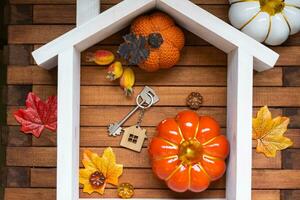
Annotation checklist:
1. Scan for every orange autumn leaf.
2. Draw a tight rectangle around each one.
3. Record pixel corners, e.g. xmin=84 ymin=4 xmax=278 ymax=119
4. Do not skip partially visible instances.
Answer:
xmin=252 ymin=106 xmax=293 ymax=158
xmin=79 ymin=148 xmax=123 ymax=195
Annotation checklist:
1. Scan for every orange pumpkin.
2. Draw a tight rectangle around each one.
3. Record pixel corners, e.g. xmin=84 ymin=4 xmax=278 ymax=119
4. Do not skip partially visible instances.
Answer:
xmin=130 ymin=12 xmax=185 ymax=72
xmin=148 ymin=110 xmax=229 ymax=193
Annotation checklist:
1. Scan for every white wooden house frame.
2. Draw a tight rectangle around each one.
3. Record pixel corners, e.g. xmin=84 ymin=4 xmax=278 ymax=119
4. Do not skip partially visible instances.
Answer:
xmin=32 ymin=0 xmax=279 ymax=199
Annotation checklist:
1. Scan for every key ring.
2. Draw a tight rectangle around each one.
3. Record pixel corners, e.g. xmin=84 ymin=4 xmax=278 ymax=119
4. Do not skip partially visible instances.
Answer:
xmin=136 ymin=92 xmax=154 ymax=109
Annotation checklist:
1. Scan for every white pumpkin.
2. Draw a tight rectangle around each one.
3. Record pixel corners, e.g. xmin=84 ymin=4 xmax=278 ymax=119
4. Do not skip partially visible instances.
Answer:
xmin=229 ymin=0 xmax=300 ymax=45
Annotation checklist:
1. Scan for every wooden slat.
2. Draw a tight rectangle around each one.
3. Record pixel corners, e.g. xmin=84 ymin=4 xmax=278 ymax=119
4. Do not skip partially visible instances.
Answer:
xmin=284 ymin=67 xmax=300 ymax=86
xmin=4 ymin=188 xmax=282 ymax=199
xmin=6 ymin=147 xmax=281 ymax=169
xmin=7 ymin=65 xmax=283 ymax=86
xmin=283 ymin=33 xmax=300 ymax=46
xmin=33 ymin=127 xmax=208 ymax=147
xmin=33 ymin=4 xmax=229 ymax=24
xmin=8 ymin=25 xmax=73 ymax=44
xmin=8 ymin=26 xmax=300 ymax=47
xmin=5 ymin=188 xmax=56 ymax=200
xmin=8 ymin=25 xmax=300 ymax=48
xmin=29 ymin=127 xmax=300 ymax=149
xmin=7 ymin=106 xmax=283 ymax=127
xmin=285 ymin=129 xmax=300 ymax=148
xmin=4 ymin=188 xmax=226 ymax=199
xmin=30 ymin=168 xmax=225 ymax=189
xmin=29 ymin=4 xmax=300 ymax=45
xmin=31 ymin=44 xmax=300 ymax=66
xmin=10 ymin=25 xmax=213 ymax=46
xmin=7 ymin=45 xmax=33 ymax=65
xmin=6 ymin=126 xmax=32 ymax=147
xmin=29 ymin=168 xmax=300 ymax=189
xmin=31 ymin=86 xmax=224 ymax=106
xmin=283 ymin=108 xmax=300 ymax=128
xmin=9 ymin=5 xmax=32 ymax=25
xmin=8 ymin=25 xmax=215 ymax=46
xmin=33 ymin=5 xmax=76 ymax=24
xmin=253 ymin=87 xmax=300 ymax=107
xmin=29 ymin=168 xmax=298 ymax=191
xmin=7 ymin=66 xmax=35 ymax=84
xmin=7 ymin=106 xmax=225 ymax=126
xmin=252 ymin=170 xmax=300 ymax=189
xmin=6 ymin=167 xmax=30 ymax=187
xmin=82 ymin=189 xmax=220 ymax=199
xmin=8 ymin=28 xmax=300 ymax=66
xmin=6 ymin=85 xmax=31 ymax=106
xmin=283 ymin=149 xmax=300 ymax=169
xmin=274 ymin=46 xmax=300 ymax=66
xmin=82 ymin=46 xmax=300 ymax=66
xmin=31 ymin=85 xmax=300 ymax=107
xmin=10 ymin=0 xmax=229 ymax=5
xmin=281 ymin=190 xmax=300 ymax=200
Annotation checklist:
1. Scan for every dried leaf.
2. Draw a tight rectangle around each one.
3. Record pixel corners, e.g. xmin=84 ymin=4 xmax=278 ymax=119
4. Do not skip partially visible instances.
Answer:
xmin=14 ymin=92 xmax=57 ymax=138
xmin=118 ymin=33 xmax=149 ymax=65
xmin=253 ymin=106 xmax=293 ymax=157
xmin=80 ymin=148 xmax=123 ymax=195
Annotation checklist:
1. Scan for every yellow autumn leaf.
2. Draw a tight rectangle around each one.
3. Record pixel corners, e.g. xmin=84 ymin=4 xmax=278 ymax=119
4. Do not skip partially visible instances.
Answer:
xmin=253 ymin=106 xmax=293 ymax=158
xmin=82 ymin=150 xmax=100 ymax=171
xmin=96 ymin=147 xmax=123 ymax=185
xmin=79 ymin=148 xmax=123 ymax=195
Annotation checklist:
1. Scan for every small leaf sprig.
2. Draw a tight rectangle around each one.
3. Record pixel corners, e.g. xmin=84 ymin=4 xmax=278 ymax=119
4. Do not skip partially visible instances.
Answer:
xmin=85 ymin=48 xmax=136 ymax=96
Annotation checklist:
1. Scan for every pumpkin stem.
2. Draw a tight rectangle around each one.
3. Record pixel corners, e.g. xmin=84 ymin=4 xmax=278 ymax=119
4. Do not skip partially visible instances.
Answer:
xmin=259 ymin=0 xmax=285 ymax=16
xmin=148 ymin=33 xmax=164 ymax=48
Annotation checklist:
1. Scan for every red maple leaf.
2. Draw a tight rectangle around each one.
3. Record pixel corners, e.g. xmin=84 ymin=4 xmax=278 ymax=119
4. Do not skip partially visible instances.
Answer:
xmin=14 ymin=92 xmax=57 ymax=138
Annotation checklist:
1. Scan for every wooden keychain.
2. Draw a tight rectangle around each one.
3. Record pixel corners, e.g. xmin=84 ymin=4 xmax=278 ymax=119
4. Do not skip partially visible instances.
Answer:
xmin=120 ymin=103 xmax=149 ymax=152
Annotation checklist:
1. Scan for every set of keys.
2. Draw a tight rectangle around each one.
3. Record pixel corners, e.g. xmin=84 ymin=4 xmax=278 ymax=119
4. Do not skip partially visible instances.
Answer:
xmin=107 ymin=86 xmax=159 ymax=152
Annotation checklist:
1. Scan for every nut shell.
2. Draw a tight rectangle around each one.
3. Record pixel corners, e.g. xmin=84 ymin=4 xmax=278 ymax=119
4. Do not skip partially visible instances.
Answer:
xmin=186 ymin=92 xmax=203 ymax=110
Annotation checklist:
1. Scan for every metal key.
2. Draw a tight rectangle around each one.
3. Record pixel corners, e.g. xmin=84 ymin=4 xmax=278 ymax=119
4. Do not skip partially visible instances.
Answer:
xmin=108 ymin=86 xmax=159 ymax=136
xmin=140 ymin=86 xmax=159 ymax=105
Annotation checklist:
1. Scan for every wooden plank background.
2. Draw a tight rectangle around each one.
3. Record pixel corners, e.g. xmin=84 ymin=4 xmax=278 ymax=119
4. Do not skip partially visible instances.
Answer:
xmin=3 ymin=0 xmax=300 ymax=199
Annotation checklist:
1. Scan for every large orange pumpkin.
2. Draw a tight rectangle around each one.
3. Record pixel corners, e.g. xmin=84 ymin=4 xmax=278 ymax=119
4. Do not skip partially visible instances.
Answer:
xmin=130 ymin=12 xmax=185 ymax=72
xmin=148 ymin=110 xmax=229 ymax=193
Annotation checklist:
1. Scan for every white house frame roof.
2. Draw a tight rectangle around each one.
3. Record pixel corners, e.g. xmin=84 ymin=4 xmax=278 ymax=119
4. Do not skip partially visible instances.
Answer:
xmin=32 ymin=0 xmax=279 ymax=71
xmin=31 ymin=0 xmax=280 ymax=200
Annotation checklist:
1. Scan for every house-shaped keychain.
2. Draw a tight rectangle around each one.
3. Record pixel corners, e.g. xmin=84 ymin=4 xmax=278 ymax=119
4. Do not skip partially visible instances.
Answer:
xmin=120 ymin=125 xmax=147 ymax=152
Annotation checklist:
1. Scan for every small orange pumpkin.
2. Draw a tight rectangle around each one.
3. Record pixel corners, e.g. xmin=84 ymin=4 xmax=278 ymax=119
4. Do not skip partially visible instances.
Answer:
xmin=148 ymin=110 xmax=229 ymax=193
xmin=119 ymin=12 xmax=185 ymax=72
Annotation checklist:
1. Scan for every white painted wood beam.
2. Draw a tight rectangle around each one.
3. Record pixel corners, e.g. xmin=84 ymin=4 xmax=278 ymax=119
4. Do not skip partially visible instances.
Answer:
xmin=79 ymin=199 xmax=226 ymax=200
xmin=226 ymin=48 xmax=253 ymax=200
xmin=77 ymin=0 xmax=100 ymax=26
xmin=32 ymin=0 xmax=156 ymax=69
xmin=157 ymin=0 xmax=279 ymax=71
xmin=57 ymin=47 xmax=81 ymax=200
